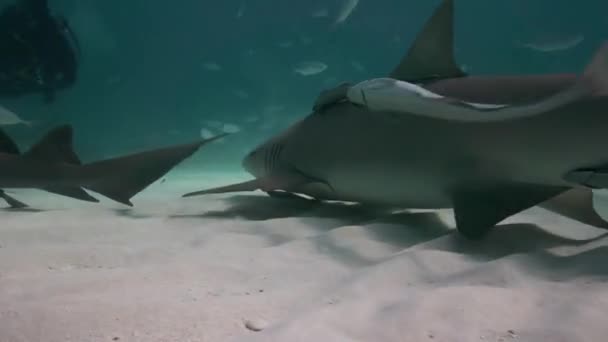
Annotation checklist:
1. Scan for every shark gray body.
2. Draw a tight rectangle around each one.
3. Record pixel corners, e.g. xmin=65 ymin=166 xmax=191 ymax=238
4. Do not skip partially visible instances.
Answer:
xmin=384 ymin=0 xmax=604 ymax=228
xmin=183 ymin=0 xmax=608 ymax=237
xmin=314 ymin=0 xmax=606 ymax=229
xmin=184 ymin=50 xmax=608 ymax=238
xmin=0 ymin=125 xmax=225 ymax=208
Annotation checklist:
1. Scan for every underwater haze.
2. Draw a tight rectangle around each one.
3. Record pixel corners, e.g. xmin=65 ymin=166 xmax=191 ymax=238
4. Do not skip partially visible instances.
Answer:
xmin=5 ymin=1 xmax=608 ymax=341
xmin=2 ymin=0 xmax=608 ymax=172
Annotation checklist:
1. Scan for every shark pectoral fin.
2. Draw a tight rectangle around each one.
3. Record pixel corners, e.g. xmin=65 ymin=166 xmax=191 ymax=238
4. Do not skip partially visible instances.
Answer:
xmin=388 ymin=0 xmax=466 ymax=83
xmin=182 ymin=179 xmax=260 ymax=197
xmin=0 ymin=189 xmax=28 ymax=209
xmin=41 ymin=186 xmax=99 ymax=203
xmin=452 ymin=184 xmax=568 ymax=239
xmin=24 ymin=125 xmax=82 ymax=164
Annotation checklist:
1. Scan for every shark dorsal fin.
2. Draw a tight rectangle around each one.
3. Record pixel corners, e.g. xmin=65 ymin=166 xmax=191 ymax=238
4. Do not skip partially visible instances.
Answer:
xmin=388 ymin=0 xmax=466 ymax=83
xmin=24 ymin=125 xmax=82 ymax=164
xmin=0 ymin=129 xmax=20 ymax=155
xmin=23 ymin=125 xmax=97 ymax=202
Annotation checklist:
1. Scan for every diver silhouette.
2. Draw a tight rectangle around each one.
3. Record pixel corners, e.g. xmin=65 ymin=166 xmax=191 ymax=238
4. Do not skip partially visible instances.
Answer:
xmin=0 ymin=0 xmax=79 ymax=103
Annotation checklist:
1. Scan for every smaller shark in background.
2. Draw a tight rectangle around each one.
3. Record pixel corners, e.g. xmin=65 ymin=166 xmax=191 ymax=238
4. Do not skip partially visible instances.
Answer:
xmin=0 ymin=125 xmax=226 ymax=208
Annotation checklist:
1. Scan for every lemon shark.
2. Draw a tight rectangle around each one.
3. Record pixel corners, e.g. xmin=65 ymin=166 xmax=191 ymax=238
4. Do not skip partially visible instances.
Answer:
xmin=0 ymin=125 xmax=225 ymax=208
xmin=182 ymin=37 xmax=608 ymax=239
xmin=181 ymin=0 xmax=608 ymax=238
xmin=381 ymin=0 xmax=605 ymax=229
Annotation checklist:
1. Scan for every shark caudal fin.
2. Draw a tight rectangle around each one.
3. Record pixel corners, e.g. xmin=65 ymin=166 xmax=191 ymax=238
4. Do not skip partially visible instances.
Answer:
xmin=388 ymin=0 xmax=466 ymax=83
xmin=182 ymin=179 xmax=260 ymax=197
xmin=23 ymin=125 xmax=100 ymax=203
xmin=83 ymin=134 xmax=228 ymax=206
xmin=0 ymin=189 xmax=28 ymax=209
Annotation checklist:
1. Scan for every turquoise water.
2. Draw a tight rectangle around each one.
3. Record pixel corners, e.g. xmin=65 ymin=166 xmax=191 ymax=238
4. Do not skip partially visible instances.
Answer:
xmin=1 ymin=0 xmax=607 ymax=172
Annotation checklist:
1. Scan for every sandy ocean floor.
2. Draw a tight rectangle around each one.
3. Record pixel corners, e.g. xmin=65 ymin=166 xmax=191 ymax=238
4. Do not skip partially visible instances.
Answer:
xmin=1 ymin=171 xmax=608 ymax=342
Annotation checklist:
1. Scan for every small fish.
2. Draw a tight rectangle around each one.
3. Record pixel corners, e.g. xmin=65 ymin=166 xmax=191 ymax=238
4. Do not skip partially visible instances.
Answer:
xmin=278 ymin=41 xmax=294 ymax=48
xmin=294 ymin=61 xmax=328 ymax=76
xmin=222 ymin=123 xmax=241 ymax=133
xmin=312 ymin=8 xmax=329 ymax=18
xmin=202 ymin=62 xmax=222 ymax=71
xmin=334 ymin=0 xmax=359 ymax=25
xmin=350 ymin=60 xmax=365 ymax=72
xmin=200 ymin=127 xmax=214 ymax=139
xmin=235 ymin=90 xmax=250 ymax=99
xmin=236 ymin=3 xmax=246 ymax=18
xmin=518 ymin=34 xmax=584 ymax=53
xmin=0 ymin=105 xmax=31 ymax=126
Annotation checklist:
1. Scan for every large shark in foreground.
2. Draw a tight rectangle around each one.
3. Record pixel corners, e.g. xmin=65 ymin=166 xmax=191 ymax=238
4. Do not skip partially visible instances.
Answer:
xmin=0 ymin=125 xmax=225 ymax=208
xmin=183 ymin=44 xmax=608 ymax=239
xmin=376 ymin=0 xmax=607 ymax=229
xmin=182 ymin=0 xmax=608 ymax=237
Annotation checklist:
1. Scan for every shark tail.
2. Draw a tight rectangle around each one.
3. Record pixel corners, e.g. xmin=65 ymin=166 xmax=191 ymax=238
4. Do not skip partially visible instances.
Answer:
xmin=82 ymin=134 xmax=228 ymax=206
xmin=0 ymin=189 xmax=28 ymax=209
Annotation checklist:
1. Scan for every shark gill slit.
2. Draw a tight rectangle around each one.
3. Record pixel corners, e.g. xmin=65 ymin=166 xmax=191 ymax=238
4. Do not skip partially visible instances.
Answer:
xmin=264 ymin=143 xmax=283 ymax=173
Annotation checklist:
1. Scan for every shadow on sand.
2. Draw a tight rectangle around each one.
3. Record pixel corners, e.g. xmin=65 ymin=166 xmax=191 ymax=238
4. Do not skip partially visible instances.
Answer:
xmin=169 ymin=194 xmax=608 ymax=279
xmin=1 ymin=207 xmax=48 ymax=213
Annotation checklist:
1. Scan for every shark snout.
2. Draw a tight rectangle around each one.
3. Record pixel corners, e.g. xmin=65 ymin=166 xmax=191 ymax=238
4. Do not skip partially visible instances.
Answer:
xmin=242 ymin=141 xmax=286 ymax=178
xmin=242 ymin=148 xmax=262 ymax=176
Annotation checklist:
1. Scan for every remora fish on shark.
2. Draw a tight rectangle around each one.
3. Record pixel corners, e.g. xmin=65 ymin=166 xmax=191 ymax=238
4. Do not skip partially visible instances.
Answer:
xmin=0 ymin=125 xmax=226 ymax=208
xmin=183 ymin=43 xmax=608 ymax=239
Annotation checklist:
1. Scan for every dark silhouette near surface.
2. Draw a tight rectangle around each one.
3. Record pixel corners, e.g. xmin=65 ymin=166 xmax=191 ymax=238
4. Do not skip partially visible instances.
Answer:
xmin=0 ymin=0 xmax=79 ymax=103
